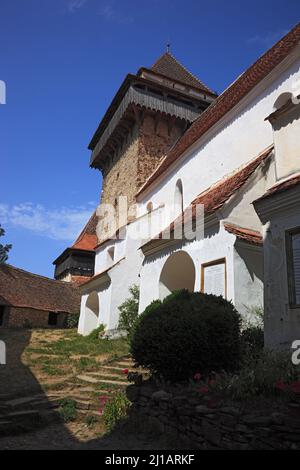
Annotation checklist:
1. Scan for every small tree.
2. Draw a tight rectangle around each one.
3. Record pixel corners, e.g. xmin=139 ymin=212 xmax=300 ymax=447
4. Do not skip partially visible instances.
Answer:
xmin=118 ymin=285 xmax=140 ymax=338
xmin=0 ymin=225 xmax=11 ymax=264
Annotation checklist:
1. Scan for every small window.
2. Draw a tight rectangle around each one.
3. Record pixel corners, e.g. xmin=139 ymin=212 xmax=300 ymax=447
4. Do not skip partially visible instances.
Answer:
xmin=174 ymin=179 xmax=184 ymax=215
xmin=48 ymin=312 xmax=58 ymax=326
xmin=286 ymin=227 xmax=300 ymax=307
xmin=0 ymin=306 xmax=5 ymax=326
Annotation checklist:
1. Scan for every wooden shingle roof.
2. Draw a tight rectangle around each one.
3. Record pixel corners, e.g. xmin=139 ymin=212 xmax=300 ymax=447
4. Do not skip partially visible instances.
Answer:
xmin=0 ymin=264 xmax=80 ymax=313
xmin=150 ymin=52 xmax=215 ymax=94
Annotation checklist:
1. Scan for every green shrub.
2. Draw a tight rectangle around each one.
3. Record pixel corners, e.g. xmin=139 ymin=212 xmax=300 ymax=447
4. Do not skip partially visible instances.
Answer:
xmin=242 ymin=305 xmax=264 ymax=329
xmin=65 ymin=313 xmax=80 ymax=329
xmin=102 ymin=392 xmax=130 ymax=431
xmin=87 ymin=324 xmax=105 ymax=340
xmin=118 ymin=285 xmax=140 ymax=338
xmin=131 ymin=289 xmax=241 ymax=382
xmin=59 ymin=398 xmax=77 ymax=422
xmin=241 ymin=325 xmax=264 ymax=361
xmin=85 ymin=414 xmax=97 ymax=427
xmin=209 ymin=351 xmax=299 ymax=400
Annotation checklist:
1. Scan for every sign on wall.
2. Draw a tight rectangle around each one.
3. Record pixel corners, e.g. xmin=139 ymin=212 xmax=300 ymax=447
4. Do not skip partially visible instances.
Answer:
xmin=201 ymin=258 xmax=227 ymax=298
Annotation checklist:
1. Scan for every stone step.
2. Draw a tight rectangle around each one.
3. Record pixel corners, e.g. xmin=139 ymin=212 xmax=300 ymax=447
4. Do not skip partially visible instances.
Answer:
xmin=5 ymin=394 xmax=45 ymax=408
xmin=76 ymin=374 xmax=100 ymax=384
xmin=100 ymin=365 xmax=132 ymax=372
xmin=114 ymin=361 xmax=134 ymax=367
xmin=86 ymin=371 xmax=128 ymax=381
xmin=77 ymin=409 xmax=100 ymax=417
xmin=69 ymin=386 xmax=96 ymax=393
xmin=94 ymin=379 xmax=127 ymax=387
xmin=77 ymin=374 xmax=127 ymax=387
xmin=29 ymin=398 xmax=61 ymax=410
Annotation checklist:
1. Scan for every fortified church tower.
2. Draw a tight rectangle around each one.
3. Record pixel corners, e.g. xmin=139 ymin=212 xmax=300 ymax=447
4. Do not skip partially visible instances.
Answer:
xmin=53 ymin=52 xmax=217 ymax=282
xmin=90 ymin=52 xmax=217 ymax=241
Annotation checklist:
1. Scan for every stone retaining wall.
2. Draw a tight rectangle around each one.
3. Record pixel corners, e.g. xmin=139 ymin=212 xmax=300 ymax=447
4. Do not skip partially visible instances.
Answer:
xmin=126 ymin=381 xmax=300 ymax=450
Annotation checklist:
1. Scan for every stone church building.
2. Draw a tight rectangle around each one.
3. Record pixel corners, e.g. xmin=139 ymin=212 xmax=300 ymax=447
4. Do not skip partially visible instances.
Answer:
xmin=55 ymin=23 xmax=300 ymax=350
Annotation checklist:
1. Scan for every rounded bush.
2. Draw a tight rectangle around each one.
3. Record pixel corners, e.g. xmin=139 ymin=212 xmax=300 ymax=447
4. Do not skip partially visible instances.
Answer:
xmin=130 ymin=290 xmax=241 ymax=381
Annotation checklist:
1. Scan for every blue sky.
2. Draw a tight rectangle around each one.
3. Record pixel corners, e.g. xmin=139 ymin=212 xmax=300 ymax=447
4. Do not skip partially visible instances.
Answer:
xmin=1 ymin=0 xmax=300 ymax=277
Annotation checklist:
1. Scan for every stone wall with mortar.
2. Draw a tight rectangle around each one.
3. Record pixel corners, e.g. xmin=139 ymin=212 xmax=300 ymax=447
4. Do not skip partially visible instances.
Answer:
xmin=97 ymin=112 xmax=185 ymax=242
xmin=126 ymin=381 xmax=300 ymax=450
xmin=7 ymin=307 xmax=67 ymax=328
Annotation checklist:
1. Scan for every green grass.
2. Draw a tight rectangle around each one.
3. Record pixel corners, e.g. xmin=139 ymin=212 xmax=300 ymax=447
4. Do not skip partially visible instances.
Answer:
xmin=58 ymin=398 xmax=78 ymax=422
xmin=75 ymin=357 xmax=99 ymax=371
xmin=42 ymin=364 xmax=66 ymax=376
xmin=26 ymin=330 xmax=129 ymax=358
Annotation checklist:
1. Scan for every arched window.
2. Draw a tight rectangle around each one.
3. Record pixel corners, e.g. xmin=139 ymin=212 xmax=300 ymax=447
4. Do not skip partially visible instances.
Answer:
xmin=174 ymin=179 xmax=183 ymax=215
xmin=82 ymin=291 xmax=99 ymax=335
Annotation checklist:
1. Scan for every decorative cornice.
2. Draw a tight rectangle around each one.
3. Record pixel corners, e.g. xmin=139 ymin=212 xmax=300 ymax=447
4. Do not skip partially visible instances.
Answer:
xmin=253 ymin=183 xmax=300 ymax=223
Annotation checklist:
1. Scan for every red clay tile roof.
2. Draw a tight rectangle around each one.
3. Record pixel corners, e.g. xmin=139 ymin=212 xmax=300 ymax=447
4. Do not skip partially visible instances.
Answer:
xmin=0 ymin=264 xmax=80 ymax=313
xmin=150 ymin=52 xmax=215 ymax=94
xmin=142 ymin=146 xmax=272 ymax=249
xmin=254 ymin=173 xmax=300 ymax=203
xmin=70 ymin=275 xmax=94 ymax=286
xmin=72 ymin=211 xmax=98 ymax=251
xmin=223 ymin=222 xmax=262 ymax=246
xmin=137 ymin=22 xmax=300 ymax=197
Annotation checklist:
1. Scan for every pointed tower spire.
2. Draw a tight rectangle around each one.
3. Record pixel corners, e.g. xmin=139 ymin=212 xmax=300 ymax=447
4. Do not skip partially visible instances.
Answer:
xmin=150 ymin=52 xmax=214 ymax=94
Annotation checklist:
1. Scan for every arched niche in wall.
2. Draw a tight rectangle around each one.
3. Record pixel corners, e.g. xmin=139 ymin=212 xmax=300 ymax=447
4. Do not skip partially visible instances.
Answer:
xmin=159 ymin=250 xmax=195 ymax=300
xmin=269 ymin=92 xmax=300 ymax=180
xmin=83 ymin=291 xmax=99 ymax=335
xmin=174 ymin=179 xmax=184 ymax=216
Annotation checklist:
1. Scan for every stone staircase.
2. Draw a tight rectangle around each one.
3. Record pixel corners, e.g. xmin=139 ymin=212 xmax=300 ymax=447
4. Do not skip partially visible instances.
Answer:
xmin=0 ymin=355 xmax=146 ymax=438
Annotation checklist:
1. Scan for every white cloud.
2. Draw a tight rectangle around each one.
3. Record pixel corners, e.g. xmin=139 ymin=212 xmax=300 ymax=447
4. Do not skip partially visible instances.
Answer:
xmin=68 ymin=0 xmax=88 ymax=13
xmin=98 ymin=2 xmax=133 ymax=24
xmin=0 ymin=202 xmax=96 ymax=241
xmin=248 ymin=29 xmax=289 ymax=48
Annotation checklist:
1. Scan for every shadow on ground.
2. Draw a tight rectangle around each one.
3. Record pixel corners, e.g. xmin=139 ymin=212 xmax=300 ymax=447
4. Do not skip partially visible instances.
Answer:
xmin=0 ymin=329 xmax=178 ymax=450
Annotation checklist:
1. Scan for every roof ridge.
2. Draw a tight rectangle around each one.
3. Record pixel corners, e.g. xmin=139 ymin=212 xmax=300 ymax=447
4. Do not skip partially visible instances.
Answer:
xmin=2 ymin=264 xmax=77 ymax=288
xmin=72 ymin=210 xmax=98 ymax=246
xmin=150 ymin=51 xmax=214 ymax=93
xmin=166 ymin=52 xmax=214 ymax=93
